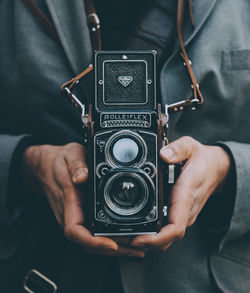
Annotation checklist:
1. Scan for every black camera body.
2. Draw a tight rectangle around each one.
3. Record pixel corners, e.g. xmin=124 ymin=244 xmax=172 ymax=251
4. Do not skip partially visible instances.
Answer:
xmin=87 ymin=51 xmax=166 ymax=236
xmin=63 ymin=50 xmax=179 ymax=236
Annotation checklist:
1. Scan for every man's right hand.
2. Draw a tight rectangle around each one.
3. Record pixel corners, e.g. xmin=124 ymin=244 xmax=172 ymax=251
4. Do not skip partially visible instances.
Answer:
xmin=22 ymin=143 xmax=145 ymax=257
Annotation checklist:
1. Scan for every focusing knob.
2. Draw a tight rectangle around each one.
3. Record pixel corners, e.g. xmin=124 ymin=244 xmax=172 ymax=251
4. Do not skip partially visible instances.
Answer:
xmin=96 ymin=163 xmax=111 ymax=178
xmin=98 ymin=210 xmax=107 ymax=220
xmin=168 ymin=164 xmax=175 ymax=184
xmin=145 ymin=207 xmax=157 ymax=221
xmin=97 ymin=210 xmax=111 ymax=223
xmin=142 ymin=162 xmax=156 ymax=178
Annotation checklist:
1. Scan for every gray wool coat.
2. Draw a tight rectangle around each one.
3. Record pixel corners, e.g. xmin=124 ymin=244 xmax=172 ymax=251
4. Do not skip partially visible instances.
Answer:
xmin=0 ymin=0 xmax=250 ymax=292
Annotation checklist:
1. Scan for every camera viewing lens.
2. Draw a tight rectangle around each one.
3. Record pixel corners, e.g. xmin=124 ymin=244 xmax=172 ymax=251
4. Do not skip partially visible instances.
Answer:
xmin=105 ymin=130 xmax=147 ymax=167
xmin=112 ymin=138 xmax=139 ymax=163
xmin=104 ymin=172 xmax=148 ymax=216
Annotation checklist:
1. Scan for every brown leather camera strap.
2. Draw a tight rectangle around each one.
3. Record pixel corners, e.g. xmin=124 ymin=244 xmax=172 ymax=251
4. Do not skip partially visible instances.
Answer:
xmin=177 ymin=0 xmax=203 ymax=104
xmin=84 ymin=0 xmax=102 ymax=50
xmin=22 ymin=0 xmax=203 ymax=104
xmin=21 ymin=0 xmax=101 ymax=50
xmin=61 ymin=0 xmax=203 ymax=104
xmin=21 ymin=0 xmax=60 ymax=42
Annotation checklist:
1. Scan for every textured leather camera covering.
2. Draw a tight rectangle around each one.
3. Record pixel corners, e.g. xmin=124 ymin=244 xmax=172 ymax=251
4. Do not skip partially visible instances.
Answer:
xmin=95 ymin=51 xmax=156 ymax=111
xmin=104 ymin=61 xmax=147 ymax=104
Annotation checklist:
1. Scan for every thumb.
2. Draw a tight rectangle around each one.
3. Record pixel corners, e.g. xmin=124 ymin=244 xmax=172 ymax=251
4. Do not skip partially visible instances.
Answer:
xmin=63 ymin=143 xmax=89 ymax=184
xmin=160 ymin=136 xmax=199 ymax=164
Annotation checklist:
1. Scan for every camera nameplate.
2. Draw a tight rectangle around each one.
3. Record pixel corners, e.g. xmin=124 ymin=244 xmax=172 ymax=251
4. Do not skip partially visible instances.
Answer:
xmin=100 ymin=112 xmax=151 ymax=128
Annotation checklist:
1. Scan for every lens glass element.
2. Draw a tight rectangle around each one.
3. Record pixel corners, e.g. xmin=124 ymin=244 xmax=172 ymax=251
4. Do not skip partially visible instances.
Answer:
xmin=104 ymin=173 xmax=148 ymax=216
xmin=112 ymin=138 xmax=139 ymax=163
xmin=112 ymin=180 xmax=139 ymax=206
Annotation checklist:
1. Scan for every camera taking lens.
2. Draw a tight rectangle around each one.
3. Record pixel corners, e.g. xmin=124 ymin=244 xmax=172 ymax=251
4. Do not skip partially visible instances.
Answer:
xmin=104 ymin=172 xmax=148 ymax=216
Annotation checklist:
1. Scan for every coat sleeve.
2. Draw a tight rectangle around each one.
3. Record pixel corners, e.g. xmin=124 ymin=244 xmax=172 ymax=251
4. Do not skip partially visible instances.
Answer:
xmin=0 ymin=134 xmax=33 ymax=259
xmin=218 ymin=141 xmax=250 ymax=248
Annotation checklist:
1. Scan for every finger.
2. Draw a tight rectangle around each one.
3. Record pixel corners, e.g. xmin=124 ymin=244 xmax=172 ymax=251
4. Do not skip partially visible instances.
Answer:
xmin=112 ymin=237 xmax=148 ymax=252
xmin=63 ymin=186 xmax=118 ymax=251
xmin=104 ymin=245 xmax=146 ymax=258
xmin=159 ymin=241 xmax=173 ymax=252
xmin=131 ymin=189 xmax=190 ymax=249
xmin=131 ymin=224 xmax=184 ymax=249
xmin=63 ymin=143 xmax=88 ymax=184
xmin=65 ymin=223 xmax=118 ymax=252
xmin=160 ymin=136 xmax=199 ymax=164
xmin=86 ymin=245 xmax=146 ymax=258
xmin=112 ymin=237 xmax=133 ymax=246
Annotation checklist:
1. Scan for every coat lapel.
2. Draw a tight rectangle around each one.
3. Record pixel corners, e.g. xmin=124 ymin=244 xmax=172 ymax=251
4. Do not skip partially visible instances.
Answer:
xmin=160 ymin=0 xmax=217 ymax=111
xmin=184 ymin=0 xmax=217 ymax=47
xmin=45 ymin=0 xmax=92 ymax=75
xmin=44 ymin=0 xmax=217 ymax=75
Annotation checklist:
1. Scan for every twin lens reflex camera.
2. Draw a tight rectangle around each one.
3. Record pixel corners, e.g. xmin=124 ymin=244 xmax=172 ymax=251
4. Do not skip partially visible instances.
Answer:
xmin=63 ymin=51 xmax=182 ymax=236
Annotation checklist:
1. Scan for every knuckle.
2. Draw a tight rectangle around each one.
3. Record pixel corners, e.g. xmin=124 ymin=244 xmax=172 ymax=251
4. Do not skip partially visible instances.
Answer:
xmin=65 ymin=142 xmax=85 ymax=153
xmin=176 ymin=136 xmax=201 ymax=158
xmin=182 ymin=136 xmax=195 ymax=145
xmin=182 ymin=136 xmax=198 ymax=150
xmin=71 ymin=159 xmax=88 ymax=171
xmin=62 ymin=186 xmax=74 ymax=197
xmin=169 ymin=136 xmax=197 ymax=156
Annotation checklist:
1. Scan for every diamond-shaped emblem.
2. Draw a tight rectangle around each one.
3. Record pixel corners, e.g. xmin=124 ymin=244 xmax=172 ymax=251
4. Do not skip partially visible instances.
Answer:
xmin=118 ymin=76 xmax=133 ymax=87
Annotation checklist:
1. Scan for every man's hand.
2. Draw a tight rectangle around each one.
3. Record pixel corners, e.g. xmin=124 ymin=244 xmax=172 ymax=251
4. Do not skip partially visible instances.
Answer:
xmin=22 ymin=143 xmax=145 ymax=257
xmin=131 ymin=136 xmax=231 ymax=251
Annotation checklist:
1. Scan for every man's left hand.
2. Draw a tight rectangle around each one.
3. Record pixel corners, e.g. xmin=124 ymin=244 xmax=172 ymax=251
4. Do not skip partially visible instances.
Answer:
xmin=131 ymin=136 xmax=231 ymax=251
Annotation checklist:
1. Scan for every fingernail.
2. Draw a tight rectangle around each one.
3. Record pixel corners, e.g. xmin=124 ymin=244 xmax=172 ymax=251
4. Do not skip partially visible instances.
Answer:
xmin=73 ymin=168 xmax=88 ymax=183
xmin=161 ymin=147 xmax=174 ymax=160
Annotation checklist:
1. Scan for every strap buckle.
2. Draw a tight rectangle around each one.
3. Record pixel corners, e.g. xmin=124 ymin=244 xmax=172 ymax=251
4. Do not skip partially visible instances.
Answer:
xmin=87 ymin=13 xmax=100 ymax=31
xmin=24 ymin=269 xmax=57 ymax=293
xmin=165 ymin=98 xmax=200 ymax=116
